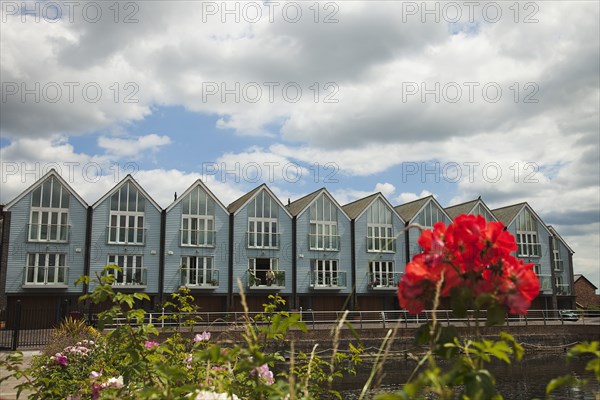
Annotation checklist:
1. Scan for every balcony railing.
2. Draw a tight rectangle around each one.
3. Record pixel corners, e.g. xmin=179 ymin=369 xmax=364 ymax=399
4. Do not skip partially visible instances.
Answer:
xmin=22 ymin=266 xmax=69 ymax=287
xmin=538 ymin=274 xmax=553 ymax=293
xmin=368 ymin=271 xmax=402 ymax=290
xmin=517 ymin=243 xmax=542 ymax=257
xmin=308 ymin=234 xmax=340 ymax=251
xmin=246 ymin=232 xmax=280 ymax=249
xmin=27 ymin=223 xmax=70 ymax=243
xmin=555 ymin=284 xmax=571 ymax=295
xmin=310 ymin=271 xmax=347 ymax=289
xmin=107 ymin=226 xmax=146 ymax=245
xmin=366 ymin=236 xmax=396 ymax=253
xmin=108 ymin=267 xmax=148 ymax=288
xmin=180 ymin=229 xmax=216 ymax=247
xmin=181 ymin=269 xmax=219 ymax=289
xmin=247 ymin=270 xmax=285 ymax=289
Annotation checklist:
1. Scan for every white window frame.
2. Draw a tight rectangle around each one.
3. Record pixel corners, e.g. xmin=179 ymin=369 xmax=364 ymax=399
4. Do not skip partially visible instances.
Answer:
xmin=181 ymin=215 xmax=215 ymax=247
xmin=369 ymin=261 xmax=395 ymax=287
xmin=310 ymin=221 xmax=339 ymax=251
xmin=107 ymin=254 xmax=145 ymax=286
xmin=367 ymin=224 xmax=395 ymax=252
xmin=313 ymin=259 xmax=339 ymax=286
xmin=25 ymin=253 xmax=68 ymax=285
xmin=552 ymin=237 xmax=563 ymax=271
xmin=108 ymin=183 xmax=145 ymax=245
xmin=28 ymin=177 xmax=70 ymax=242
xmin=516 ymin=209 xmax=540 ymax=257
xmin=181 ymin=256 xmax=214 ymax=286
xmin=248 ymin=218 xmax=278 ymax=249
xmin=248 ymin=258 xmax=281 ymax=287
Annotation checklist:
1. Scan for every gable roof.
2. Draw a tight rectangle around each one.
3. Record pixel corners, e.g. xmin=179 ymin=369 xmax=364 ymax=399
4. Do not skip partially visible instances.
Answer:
xmin=287 ymin=188 xmax=350 ymax=220
xmin=548 ymin=225 xmax=575 ymax=254
xmin=445 ymin=197 xmax=497 ymax=221
xmin=226 ymin=184 xmax=292 ymax=218
xmin=5 ymin=168 xmax=88 ymax=210
xmin=394 ymin=195 xmax=450 ymax=224
xmin=92 ymin=174 xmax=162 ymax=211
xmin=342 ymin=192 xmax=404 ymax=223
xmin=165 ymin=179 xmax=227 ymax=213
xmin=574 ymin=275 xmax=598 ymax=290
xmin=491 ymin=202 xmax=551 ymax=234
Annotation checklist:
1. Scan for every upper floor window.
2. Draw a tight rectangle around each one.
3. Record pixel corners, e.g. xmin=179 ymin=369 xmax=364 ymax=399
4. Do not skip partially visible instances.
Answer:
xmin=28 ymin=177 xmax=70 ymax=242
xmin=415 ymin=201 xmax=449 ymax=228
xmin=181 ymin=186 xmax=215 ymax=247
xmin=516 ymin=209 xmax=540 ymax=257
xmin=472 ymin=203 xmax=495 ymax=222
xmin=108 ymin=182 xmax=145 ymax=245
xmin=367 ymin=198 xmax=395 ymax=252
xmin=247 ymin=191 xmax=279 ymax=249
xmin=309 ymin=195 xmax=339 ymax=251
xmin=552 ymin=237 xmax=563 ymax=271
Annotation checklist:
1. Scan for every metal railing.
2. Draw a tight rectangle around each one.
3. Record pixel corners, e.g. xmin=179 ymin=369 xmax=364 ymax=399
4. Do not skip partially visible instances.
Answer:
xmin=367 ymin=271 xmax=402 ymax=290
xmin=246 ymin=270 xmax=285 ymax=289
xmin=246 ymin=232 xmax=280 ymax=249
xmin=308 ymin=234 xmax=340 ymax=251
xmin=181 ymin=269 xmax=219 ymax=288
xmin=180 ymin=229 xmax=216 ymax=247
xmin=310 ymin=271 xmax=347 ymax=289
xmin=22 ymin=265 xmax=69 ymax=287
xmin=27 ymin=223 xmax=70 ymax=242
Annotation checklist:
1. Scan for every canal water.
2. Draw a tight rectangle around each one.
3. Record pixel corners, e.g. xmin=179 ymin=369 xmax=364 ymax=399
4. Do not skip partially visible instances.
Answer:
xmin=332 ymin=353 xmax=599 ymax=399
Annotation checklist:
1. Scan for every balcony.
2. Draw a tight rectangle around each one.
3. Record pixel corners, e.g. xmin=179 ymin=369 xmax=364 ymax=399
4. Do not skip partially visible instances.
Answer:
xmin=246 ymin=232 xmax=280 ymax=249
xmin=308 ymin=234 xmax=340 ymax=251
xmin=247 ymin=270 xmax=285 ymax=290
xmin=368 ymin=272 xmax=402 ymax=290
xmin=310 ymin=271 xmax=347 ymax=289
xmin=107 ymin=226 xmax=146 ymax=245
xmin=180 ymin=229 xmax=216 ymax=247
xmin=556 ymin=284 xmax=571 ymax=296
xmin=108 ymin=267 xmax=147 ymax=289
xmin=538 ymin=274 xmax=553 ymax=293
xmin=181 ymin=269 xmax=219 ymax=289
xmin=22 ymin=266 xmax=69 ymax=288
xmin=366 ymin=236 xmax=396 ymax=253
xmin=27 ymin=223 xmax=70 ymax=243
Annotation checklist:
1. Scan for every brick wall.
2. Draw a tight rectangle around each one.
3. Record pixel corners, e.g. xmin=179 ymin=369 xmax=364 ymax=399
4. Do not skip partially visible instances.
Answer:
xmin=574 ymin=278 xmax=600 ymax=308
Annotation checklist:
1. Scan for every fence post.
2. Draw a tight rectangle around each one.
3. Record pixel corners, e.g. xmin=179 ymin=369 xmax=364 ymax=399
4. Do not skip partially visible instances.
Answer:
xmin=11 ymin=300 xmax=22 ymax=351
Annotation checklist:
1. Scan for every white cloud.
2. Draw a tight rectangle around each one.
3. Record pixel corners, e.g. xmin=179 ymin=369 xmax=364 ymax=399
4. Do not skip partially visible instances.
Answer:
xmin=395 ymin=190 xmax=434 ymax=205
xmin=98 ymin=134 xmax=172 ymax=158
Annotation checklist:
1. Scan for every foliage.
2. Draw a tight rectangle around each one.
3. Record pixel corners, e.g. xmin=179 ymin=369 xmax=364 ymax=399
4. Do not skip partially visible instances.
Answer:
xmin=43 ymin=316 xmax=100 ymax=356
xmin=161 ymin=286 xmax=201 ymax=332
xmin=0 ymin=267 xmax=363 ymax=399
xmin=546 ymin=341 xmax=600 ymax=397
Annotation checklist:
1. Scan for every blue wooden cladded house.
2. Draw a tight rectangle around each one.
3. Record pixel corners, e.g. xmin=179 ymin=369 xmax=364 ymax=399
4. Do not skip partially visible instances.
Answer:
xmin=2 ymin=169 xmax=88 ymax=316
xmin=343 ymin=193 xmax=406 ymax=311
xmin=288 ymin=188 xmax=352 ymax=311
xmin=89 ymin=175 xmax=162 ymax=307
xmin=227 ymin=184 xmax=293 ymax=311
xmin=164 ymin=180 xmax=230 ymax=311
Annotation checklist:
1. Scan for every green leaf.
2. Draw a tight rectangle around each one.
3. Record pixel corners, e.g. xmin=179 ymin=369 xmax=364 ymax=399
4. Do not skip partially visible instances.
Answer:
xmin=546 ymin=374 xmax=581 ymax=394
xmin=486 ymin=303 xmax=506 ymax=327
xmin=414 ymin=323 xmax=431 ymax=346
xmin=500 ymin=332 xmax=523 ymax=361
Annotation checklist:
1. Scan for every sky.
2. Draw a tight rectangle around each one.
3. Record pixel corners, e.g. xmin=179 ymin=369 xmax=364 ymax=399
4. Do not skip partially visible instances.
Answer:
xmin=1 ymin=1 xmax=599 ymax=290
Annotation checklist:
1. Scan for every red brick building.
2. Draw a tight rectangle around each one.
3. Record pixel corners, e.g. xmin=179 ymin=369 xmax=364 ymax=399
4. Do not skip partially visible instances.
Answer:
xmin=574 ymin=275 xmax=600 ymax=309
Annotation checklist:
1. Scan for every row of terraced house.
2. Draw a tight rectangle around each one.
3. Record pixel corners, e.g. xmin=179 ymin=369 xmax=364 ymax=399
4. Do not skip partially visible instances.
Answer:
xmin=0 ymin=169 xmax=576 ymax=317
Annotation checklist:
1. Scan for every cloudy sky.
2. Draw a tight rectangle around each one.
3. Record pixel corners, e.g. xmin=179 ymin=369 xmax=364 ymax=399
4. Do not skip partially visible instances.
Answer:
xmin=1 ymin=1 xmax=599 ymax=289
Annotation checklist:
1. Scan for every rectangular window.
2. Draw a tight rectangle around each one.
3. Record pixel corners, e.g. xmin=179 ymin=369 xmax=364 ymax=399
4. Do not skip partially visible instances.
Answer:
xmin=552 ymin=238 xmax=563 ymax=271
xmin=108 ymin=182 xmax=145 ymax=245
xmin=367 ymin=224 xmax=395 ymax=252
xmin=516 ymin=232 xmax=540 ymax=257
xmin=312 ymin=259 xmax=339 ymax=287
xmin=369 ymin=261 xmax=397 ymax=288
xmin=309 ymin=221 xmax=339 ymax=250
xmin=181 ymin=216 xmax=215 ymax=246
xmin=248 ymin=218 xmax=278 ymax=249
xmin=107 ymin=255 xmax=145 ymax=286
xmin=248 ymin=258 xmax=282 ymax=287
xmin=28 ymin=210 xmax=69 ymax=242
xmin=24 ymin=253 xmax=68 ymax=285
xmin=181 ymin=256 xmax=216 ymax=286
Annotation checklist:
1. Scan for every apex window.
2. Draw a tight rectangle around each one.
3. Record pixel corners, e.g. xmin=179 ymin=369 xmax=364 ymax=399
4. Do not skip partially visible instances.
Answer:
xmin=247 ymin=191 xmax=279 ymax=249
xmin=309 ymin=194 xmax=339 ymax=251
xmin=367 ymin=198 xmax=395 ymax=252
xmin=108 ymin=182 xmax=145 ymax=245
xmin=181 ymin=186 xmax=215 ymax=247
xmin=28 ymin=177 xmax=70 ymax=242
xmin=516 ymin=209 xmax=540 ymax=257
